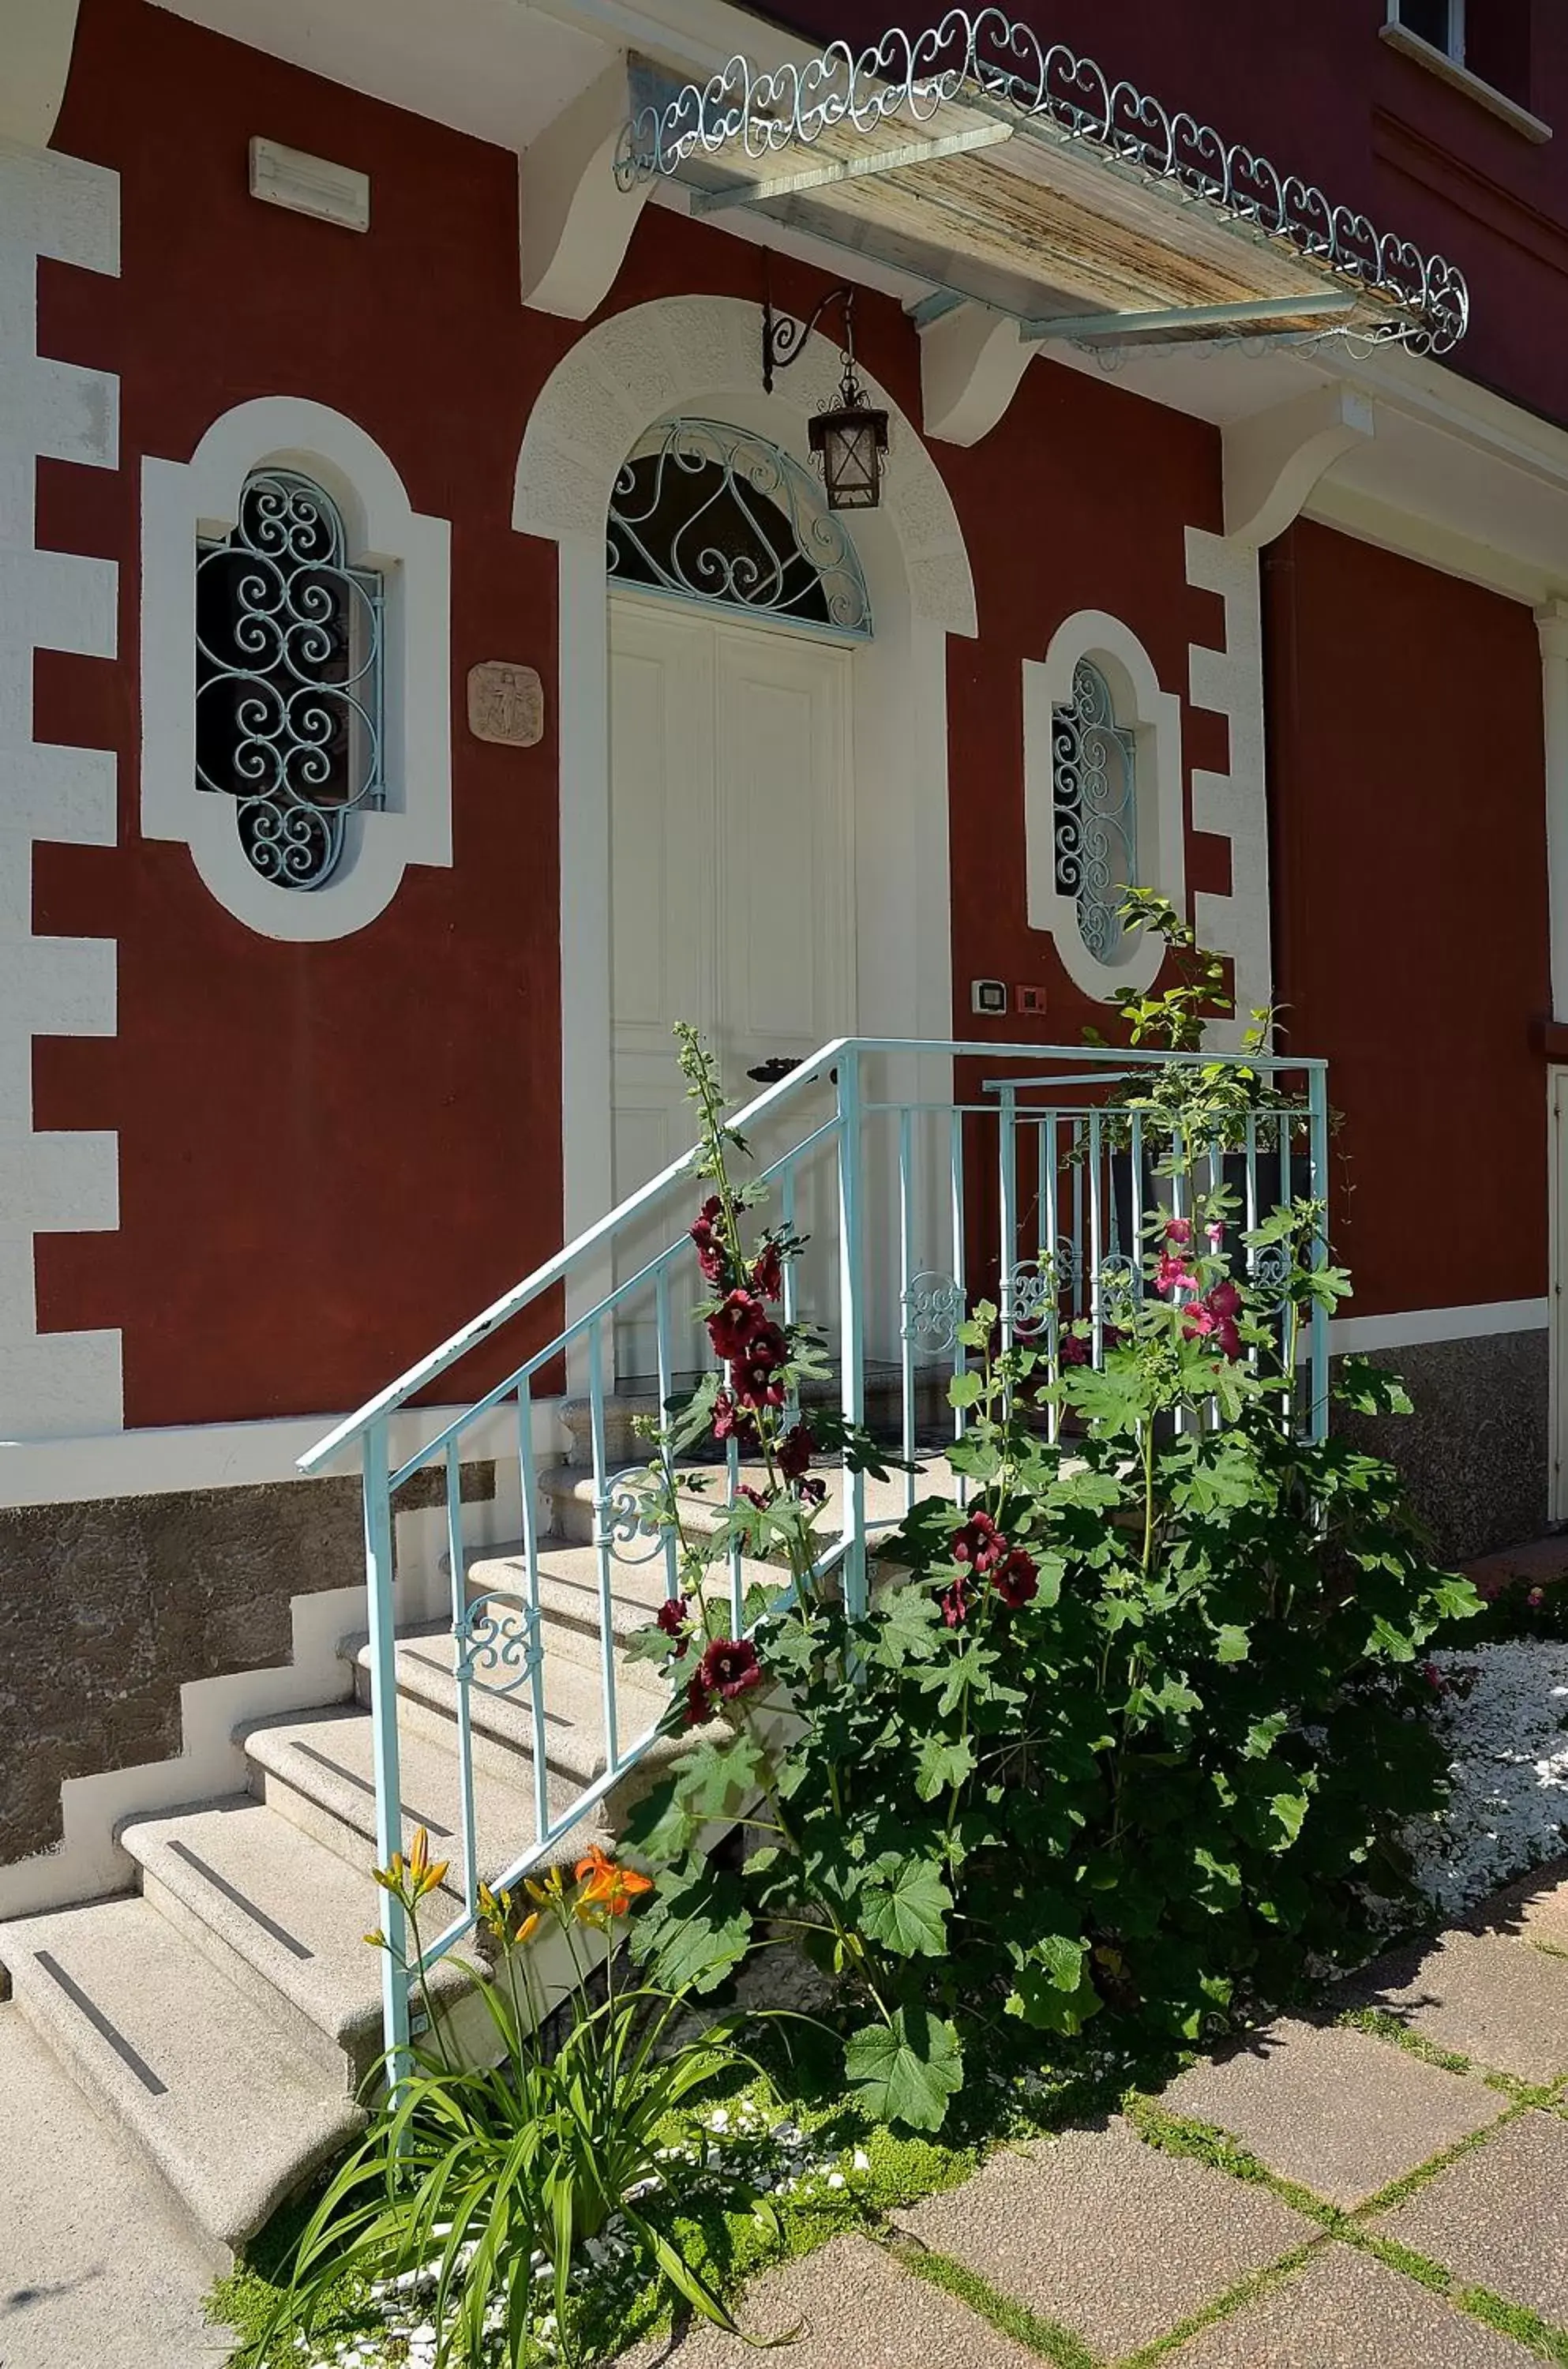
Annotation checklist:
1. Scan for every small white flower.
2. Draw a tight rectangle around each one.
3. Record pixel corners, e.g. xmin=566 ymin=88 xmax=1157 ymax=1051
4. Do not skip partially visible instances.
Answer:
xmin=852 ymin=2149 xmax=870 ymax=2172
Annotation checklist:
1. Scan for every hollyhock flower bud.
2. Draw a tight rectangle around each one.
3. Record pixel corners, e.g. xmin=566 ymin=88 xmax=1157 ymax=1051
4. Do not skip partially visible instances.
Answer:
xmin=655 ymin=1595 xmax=692 ymax=1658
xmin=690 ymin=1196 xmax=729 ymax=1286
xmin=937 ymin=1573 xmax=970 ymax=1627
xmin=752 ymin=1239 xmax=784 ymax=1301
xmin=1165 ymin=1217 xmax=1193 ymax=1247
xmin=1205 ymin=1220 xmax=1225 ymax=1246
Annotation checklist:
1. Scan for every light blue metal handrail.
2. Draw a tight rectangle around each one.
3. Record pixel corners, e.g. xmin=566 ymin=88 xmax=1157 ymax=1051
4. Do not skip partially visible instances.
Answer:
xmin=300 ymin=1037 xmax=1331 ymax=2076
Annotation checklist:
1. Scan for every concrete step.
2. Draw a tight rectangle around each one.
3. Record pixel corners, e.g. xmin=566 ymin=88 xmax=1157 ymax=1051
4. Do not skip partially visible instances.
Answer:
xmin=240 ymin=1701 xmax=612 ymax=1896
xmin=120 ymin=1793 xmax=467 ymax=2091
xmin=0 ymin=1999 xmax=223 ymax=2361
xmin=343 ymin=1616 xmax=673 ymax=1786
xmin=458 ymin=1537 xmax=782 ymax=1672
xmin=540 ymin=1450 xmax=965 ymax=1552
xmin=0 ymin=1894 xmax=362 ymax=2260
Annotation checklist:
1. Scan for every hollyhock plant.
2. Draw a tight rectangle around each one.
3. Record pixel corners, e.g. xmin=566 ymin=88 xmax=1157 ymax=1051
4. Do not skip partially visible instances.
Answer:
xmin=707 ymin=1290 xmax=769 ymax=1361
xmin=689 ymin=1195 xmax=730 ymax=1287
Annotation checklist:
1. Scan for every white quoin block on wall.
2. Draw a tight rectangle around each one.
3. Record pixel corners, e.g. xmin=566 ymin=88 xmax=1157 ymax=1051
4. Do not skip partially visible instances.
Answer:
xmin=0 ymin=138 xmax=123 ymax=1439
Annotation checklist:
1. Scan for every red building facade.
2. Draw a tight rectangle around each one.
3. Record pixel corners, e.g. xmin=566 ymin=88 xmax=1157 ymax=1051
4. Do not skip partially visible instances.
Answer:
xmin=3 ymin=0 xmax=1566 ymax=1877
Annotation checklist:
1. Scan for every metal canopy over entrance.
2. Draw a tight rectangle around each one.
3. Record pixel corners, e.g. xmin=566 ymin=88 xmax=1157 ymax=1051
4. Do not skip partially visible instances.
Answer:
xmin=616 ymin=11 xmax=1469 ymax=358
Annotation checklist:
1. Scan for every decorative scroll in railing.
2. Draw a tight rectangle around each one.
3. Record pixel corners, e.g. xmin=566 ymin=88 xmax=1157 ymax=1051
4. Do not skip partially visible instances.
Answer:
xmin=615 ymin=10 xmax=1469 ymax=356
xmin=299 ymin=1038 xmax=1328 ymax=2070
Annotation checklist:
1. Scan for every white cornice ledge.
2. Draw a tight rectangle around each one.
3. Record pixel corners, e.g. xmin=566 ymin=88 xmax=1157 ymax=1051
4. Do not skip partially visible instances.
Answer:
xmin=0 ymin=0 xmax=83 ymax=145
xmin=1379 ymin=23 xmax=1551 ymax=144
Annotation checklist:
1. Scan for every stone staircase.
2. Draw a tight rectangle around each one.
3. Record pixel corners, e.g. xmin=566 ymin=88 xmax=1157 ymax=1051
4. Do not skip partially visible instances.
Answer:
xmin=0 ymin=1444 xmax=958 ymax=2268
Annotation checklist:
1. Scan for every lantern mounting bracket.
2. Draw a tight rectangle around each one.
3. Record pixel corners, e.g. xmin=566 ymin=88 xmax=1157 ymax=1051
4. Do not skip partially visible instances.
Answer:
xmin=762 ymin=283 xmax=859 ymax=395
xmin=761 ymin=285 xmax=890 ymax=512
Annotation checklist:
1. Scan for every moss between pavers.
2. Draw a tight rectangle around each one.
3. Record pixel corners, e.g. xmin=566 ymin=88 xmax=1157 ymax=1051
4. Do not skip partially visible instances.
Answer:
xmin=891 ymin=2240 xmax=1099 ymax=2369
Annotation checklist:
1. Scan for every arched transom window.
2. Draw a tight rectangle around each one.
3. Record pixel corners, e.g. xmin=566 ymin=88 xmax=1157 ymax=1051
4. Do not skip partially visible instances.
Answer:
xmin=1052 ymin=658 xmax=1138 ymax=967
xmin=196 ymin=468 xmax=385 ymax=891
xmin=607 ymin=417 xmax=872 ymax=640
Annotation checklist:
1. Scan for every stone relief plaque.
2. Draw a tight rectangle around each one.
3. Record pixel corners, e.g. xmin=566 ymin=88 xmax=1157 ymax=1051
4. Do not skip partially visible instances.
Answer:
xmin=467 ymin=661 xmax=543 ymax=748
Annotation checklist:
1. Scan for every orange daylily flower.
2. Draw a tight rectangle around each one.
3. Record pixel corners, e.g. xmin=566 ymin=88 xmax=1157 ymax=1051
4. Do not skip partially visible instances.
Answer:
xmin=575 ymin=1848 xmax=655 ymax=1919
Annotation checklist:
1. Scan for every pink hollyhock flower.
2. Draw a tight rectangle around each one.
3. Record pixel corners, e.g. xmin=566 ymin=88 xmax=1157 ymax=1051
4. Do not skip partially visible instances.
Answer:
xmin=994 ymin=1548 xmax=1039 ymax=1609
xmin=1529 ymin=1586 xmax=1546 ymax=1609
xmin=707 ymin=1290 xmax=769 ymax=1361
xmin=1205 ymin=1220 xmax=1225 ymax=1246
xmin=690 ymin=1196 xmax=729 ymax=1286
xmin=739 ymin=1485 xmax=775 ymax=1510
xmin=752 ymin=1239 xmax=784 ymax=1301
xmin=1165 ymin=1217 xmax=1193 ymax=1247
xmin=711 ymin=1391 xmax=757 ymax=1447
xmin=1155 ymin=1252 xmax=1199 ymax=1297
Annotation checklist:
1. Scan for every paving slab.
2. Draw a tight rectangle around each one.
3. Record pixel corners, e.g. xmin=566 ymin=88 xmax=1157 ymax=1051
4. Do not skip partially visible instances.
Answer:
xmin=0 ymin=2003 xmax=228 ymax=2369
xmin=615 ymin=2232 xmax=1034 ymax=2366
xmin=1166 ymin=2242 xmax=1538 ymax=2367
xmin=894 ymin=2117 xmax=1314 ymax=2358
xmin=1336 ymin=1926 xmax=1568 ymax=2083
xmin=1469 ymin=1857 xmax=1568 ymax=1958
xmin=1373 ymin=2109 xmax=1568 ymax=2324
xmin=1161 ymin=2018 xmax=1508 ymax=2206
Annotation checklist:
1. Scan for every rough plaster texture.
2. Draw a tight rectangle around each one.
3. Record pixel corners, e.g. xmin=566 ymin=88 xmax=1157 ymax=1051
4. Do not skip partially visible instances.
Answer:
xmin=0 ymin=1475 xmax=364 ymax=1864
xmin=1334 ymin=1331 xmax=1549 ymax=1562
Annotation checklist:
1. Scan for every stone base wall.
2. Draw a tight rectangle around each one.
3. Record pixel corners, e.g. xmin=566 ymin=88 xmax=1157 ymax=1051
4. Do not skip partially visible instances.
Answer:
xmin=0 ymin=1462 xmax=493 ymax=1868
xmin=1335 ymin=1328 xmax=1551 ymax=1564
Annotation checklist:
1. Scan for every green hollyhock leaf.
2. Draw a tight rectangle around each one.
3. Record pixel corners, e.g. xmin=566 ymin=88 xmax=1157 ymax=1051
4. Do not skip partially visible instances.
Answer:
xmin=636 ymin=1869 xmax=752 ymax=1995
xmin=844 ymin=2007 xmax=963 ymax=2131
xmin=619 ymin=1778 xmax=700 ymax=1866
xmin=1243 ymin=1711 xmax=1289 ymax=1760
xmin=914 ymin=1733 xmax=977 ymax=1802
xmin=860 ymin=1856 xmax=952 ymax=1956
xmin=1367 ymin=1615 xmax=1417 ymax=1662
xmin=868 ymin=1584 xmax=945 ymax=1667
xmin=1269 ymin=1789 xmax=1311 ymax=1847
xmin=1214 ymin=1624 xmax=1251 ymax=1664
xmin=675 ymin=1730 xmax=767 ymax=1819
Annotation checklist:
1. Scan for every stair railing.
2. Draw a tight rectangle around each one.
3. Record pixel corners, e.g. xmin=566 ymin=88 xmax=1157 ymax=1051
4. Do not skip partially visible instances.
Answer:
xmin=300 ymin=1037 xmax=1328 ymax=2071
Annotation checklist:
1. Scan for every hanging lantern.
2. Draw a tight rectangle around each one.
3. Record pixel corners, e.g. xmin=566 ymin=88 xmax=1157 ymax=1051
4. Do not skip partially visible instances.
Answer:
xmin=809 ymin=366 xmax=890 ymax=512
xmin=762 ymin=283 xmax=888 ymax=512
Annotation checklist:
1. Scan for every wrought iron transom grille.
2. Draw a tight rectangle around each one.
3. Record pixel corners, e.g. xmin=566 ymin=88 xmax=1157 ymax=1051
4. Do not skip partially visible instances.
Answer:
xmin=607 ymin=417 xmax=872 ymax=640
xmin=1052 ymin=659 xmax=1138 ymax=965
xmin=196 ymin=469 xmax=385 ymax=892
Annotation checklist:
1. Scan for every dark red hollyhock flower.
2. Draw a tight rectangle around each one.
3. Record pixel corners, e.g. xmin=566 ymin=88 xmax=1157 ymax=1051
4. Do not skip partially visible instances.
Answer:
xmin=777 ymin=1420 xmax=815 ymax=1481
xmin=734 ymin=1321 xmax=789 ymax=1410
xmin=712 ymin=1391 xmax=758 ymax=1446
xmin=1059 ymin=1332 xmax=1091 ymax=1367
xmin=798 ymin=1475 xmax=827 ymax=1507
xmin=708 ymin=1290 xmax=770 ymax=1361
xmin=690 ymin=1196 xmax=729 ymax=1286
xmin=740 ymin=1485 xmax=775 ymax=1509
xmin=938 ymin=1573 xmax=971 ymax=1628
xmin=698 ymin=1637 xmax=763 ymax=1703
xmin=752 ymin=1239 xmax=784 ymax=1301
xmin=655 ymin=1595 xmax=692 ymax=1658
xmin=684 ymin=1671 xmax=712 ymax=1727
xmin=994 ymin=1549 xmax=1039 ymax=1609
xmin=951 ymin=1511 xmax=1009 ymax=1578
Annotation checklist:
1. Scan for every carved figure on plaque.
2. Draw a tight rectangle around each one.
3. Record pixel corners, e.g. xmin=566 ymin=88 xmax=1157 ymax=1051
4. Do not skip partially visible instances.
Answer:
xmin=467 ymin=661 xmax=543 ymax=747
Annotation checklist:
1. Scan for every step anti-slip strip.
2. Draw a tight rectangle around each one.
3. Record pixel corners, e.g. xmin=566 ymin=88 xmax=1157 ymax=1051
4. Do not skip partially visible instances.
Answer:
xmin=165 ymin=1841 xmax=314 ymax=1961
xmin=35 ymin=1952 xmax=168 ymax=2096
xmin=284 ymin=1740 xmax=453 ymax=1837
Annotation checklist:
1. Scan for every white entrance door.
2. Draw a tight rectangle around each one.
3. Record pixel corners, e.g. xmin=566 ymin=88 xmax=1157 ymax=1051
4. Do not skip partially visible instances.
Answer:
xmin=608 ymin=592 xmax=855 ymax=1378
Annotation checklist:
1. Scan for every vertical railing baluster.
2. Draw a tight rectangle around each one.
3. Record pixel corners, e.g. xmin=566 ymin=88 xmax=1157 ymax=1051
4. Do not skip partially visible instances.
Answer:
xmin=898 ymin=1104 xmax=917 ymax=1515
xmin=836 ymin=1050 xmax=868 ymax=1620
xmin=1043 ymin=1110 xmax=1061 ymax=1445
xmin=997 ymin=1083 xmax=1018 ymax=1353
xmin=1089 ymin=1107 xmax=1105 ymax=1365
xmin=654 ymin=1266 xmax=681 ymax=1609
xmin=726 ymin=1395 xmax=745 ymax=1635
xmin=587 ymin=1316 xmax=619 ymax=1775
xmin=1307 ymin=1065 xmax=1331 ymax=1444
xmin=950 ymin=1104 xmax=969 ymax=1508
xmin=363 ymin=1421 xmax=410 ymax=2086
xmin=445 ymin=1439 xmax=478 ymax=1920
xmin=1130 ymin=1108 xmax=1146 ymax=1316
xmin=780 ymin=1162 xmax=801 ymax=1430
xmin=1278 ymin=1107 xmax=1294 ymax=1422
xmin=1071 ymin=1123 xmax=1085 ymax=1323
xmin=517 ymin=1377 xmax=550 ymax=1848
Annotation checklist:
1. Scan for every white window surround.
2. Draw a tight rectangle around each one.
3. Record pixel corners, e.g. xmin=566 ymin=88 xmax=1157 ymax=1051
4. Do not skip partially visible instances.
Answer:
xmin=141 ymin=396 xmax=452 ymax=942
xmin=1380 ymin=9 xmax=1551 ymax=144
xmin=1024 ymin=610 xmax=1185 ymax=1001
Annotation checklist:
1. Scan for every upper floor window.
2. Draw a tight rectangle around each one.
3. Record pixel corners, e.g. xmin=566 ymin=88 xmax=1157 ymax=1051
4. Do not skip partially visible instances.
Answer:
xmin=1396 ymin=0 xmax=1462 ymax=60
xmin=1052 ymin=659 xmax=1137 ymax=967
xmin=1389 ymin=0 xmax=1536 ymax=114
xmin=196 ymin=469 xmax=385 ymax=891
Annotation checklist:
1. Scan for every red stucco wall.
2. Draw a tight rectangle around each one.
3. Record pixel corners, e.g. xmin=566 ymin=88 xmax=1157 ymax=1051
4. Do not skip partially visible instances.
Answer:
xmin=1265 ymin=519 xmax=1550 ymax=1316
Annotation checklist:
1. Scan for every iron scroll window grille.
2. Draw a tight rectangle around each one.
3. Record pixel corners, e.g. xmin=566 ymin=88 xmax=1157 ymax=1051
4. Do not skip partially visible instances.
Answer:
xmin=607 ymin=418 xmax=872 ymax=640
xmin=196 ymin=470 xmax=385 ymax=891
xmin=1052 ymin=659 xmax=1137 ymax=965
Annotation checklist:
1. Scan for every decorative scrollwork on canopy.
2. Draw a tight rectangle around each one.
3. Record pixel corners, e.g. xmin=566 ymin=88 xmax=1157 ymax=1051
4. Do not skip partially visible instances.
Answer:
xmin=196 ymin=470 xmax=384 ymax=891
xmin=616 ymin=12 xmax=1469 ymax=355
xmin=608 ymin=418 xmax=872 ymax=639
xmin=1052 ymin=659 xmax=1137 ymax=967
xmin=454 ymin=1592 xmax=542 ymax=1699
xmin=902 ymin=1270 xmax=966 ymax=1355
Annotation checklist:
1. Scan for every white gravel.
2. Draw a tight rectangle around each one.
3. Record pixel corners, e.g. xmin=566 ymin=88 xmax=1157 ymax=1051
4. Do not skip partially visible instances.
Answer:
xmin=1404 ymin=1639 xmax=1568 ymax=1917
